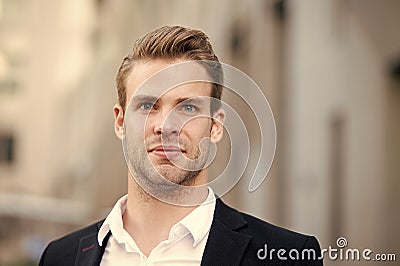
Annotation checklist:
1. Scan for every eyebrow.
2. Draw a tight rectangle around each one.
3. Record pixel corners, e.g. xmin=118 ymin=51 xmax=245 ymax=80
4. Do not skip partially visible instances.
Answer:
xmin=176 ymin=97 xmax=208 ymax=106
xmin=130 ymin=94 xmax=158 ymax=103
xmin=130 ymin=95 xmax=209 ymax=109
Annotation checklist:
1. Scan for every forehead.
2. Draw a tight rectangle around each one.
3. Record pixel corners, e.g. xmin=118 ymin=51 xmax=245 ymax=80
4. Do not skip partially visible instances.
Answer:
xmin=125 ymin=59 xmax=212 ymax=103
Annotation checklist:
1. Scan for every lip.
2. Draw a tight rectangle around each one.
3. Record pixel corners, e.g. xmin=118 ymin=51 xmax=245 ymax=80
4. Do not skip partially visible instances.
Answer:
xmin=149 ymin=145 xmax=185 ymax=158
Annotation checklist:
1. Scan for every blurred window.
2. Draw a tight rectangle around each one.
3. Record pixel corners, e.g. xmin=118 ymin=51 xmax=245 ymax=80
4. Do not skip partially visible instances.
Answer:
xmin=0 ymin=134 xmax=14 ymax=164
xmin=0 ymin=76 xmax=17 ymax=93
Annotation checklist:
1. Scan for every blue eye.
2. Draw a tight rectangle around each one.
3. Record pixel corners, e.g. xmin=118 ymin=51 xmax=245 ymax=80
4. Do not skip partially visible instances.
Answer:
xmin=183 ymin=105 xmax=195 ymax=112
xmin=140 ymin=103 xmax=154 ymax=110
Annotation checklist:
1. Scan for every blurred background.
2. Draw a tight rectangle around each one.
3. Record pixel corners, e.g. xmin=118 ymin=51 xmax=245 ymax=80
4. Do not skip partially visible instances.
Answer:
xmin=0 ymin=0 xmax=399 ymax=265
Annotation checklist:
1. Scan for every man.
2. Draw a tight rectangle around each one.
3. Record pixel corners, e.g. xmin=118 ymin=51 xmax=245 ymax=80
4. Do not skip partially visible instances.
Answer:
xmin=39 ymin=26 xmax=323 ymax=265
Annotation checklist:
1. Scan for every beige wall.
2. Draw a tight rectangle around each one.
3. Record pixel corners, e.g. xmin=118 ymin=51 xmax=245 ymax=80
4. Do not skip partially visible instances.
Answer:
xmin=284 ymin=0 xmax=400 ymax=265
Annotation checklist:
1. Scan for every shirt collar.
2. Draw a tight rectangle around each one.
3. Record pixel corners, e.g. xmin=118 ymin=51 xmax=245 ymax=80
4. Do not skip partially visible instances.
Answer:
xmin=97 ymin=188 xmax=216 ymax=248
xmin=98 ymin=194 xmax=128 ymax=246
xmin=177 ymin=187 xmax=216 ymax=247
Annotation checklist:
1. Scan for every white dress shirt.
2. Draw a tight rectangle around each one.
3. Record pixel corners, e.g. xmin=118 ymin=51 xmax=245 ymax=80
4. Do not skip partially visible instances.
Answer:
xmin=98 ymin=188 xmax=216 ymax=266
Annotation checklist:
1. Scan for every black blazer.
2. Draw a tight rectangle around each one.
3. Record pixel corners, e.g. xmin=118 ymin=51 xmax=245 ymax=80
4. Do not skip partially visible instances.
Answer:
xmin=39 ymin=199 xmax=323 ymax=265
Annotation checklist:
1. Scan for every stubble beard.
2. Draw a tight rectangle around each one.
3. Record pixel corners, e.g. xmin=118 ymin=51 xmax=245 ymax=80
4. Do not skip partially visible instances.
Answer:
xmin=126 ymin=137 xmax=208 ymax=202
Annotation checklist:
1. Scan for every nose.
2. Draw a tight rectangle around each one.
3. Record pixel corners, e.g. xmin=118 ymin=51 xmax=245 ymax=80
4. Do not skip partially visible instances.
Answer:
xmin=153 ymin=109 xmax=180 ymax=136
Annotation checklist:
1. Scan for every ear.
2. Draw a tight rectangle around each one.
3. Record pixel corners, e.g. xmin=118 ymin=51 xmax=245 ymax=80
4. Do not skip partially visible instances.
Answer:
xmin=114 ymin=104 xmax=124 ymax=140
xmin=210 ymin=109 xmax=225 ymax=143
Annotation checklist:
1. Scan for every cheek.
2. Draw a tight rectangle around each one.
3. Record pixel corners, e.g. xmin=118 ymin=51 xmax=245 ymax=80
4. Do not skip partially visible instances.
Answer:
xmin=125 ymin=113 xmax=148 ymax=139
xmin=181 ymin=118 xmax=211 ymax=141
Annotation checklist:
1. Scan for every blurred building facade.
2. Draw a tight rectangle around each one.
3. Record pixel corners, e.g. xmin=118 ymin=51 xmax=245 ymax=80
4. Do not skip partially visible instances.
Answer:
xmin=0 ymin=0 xmax=399 ymax=265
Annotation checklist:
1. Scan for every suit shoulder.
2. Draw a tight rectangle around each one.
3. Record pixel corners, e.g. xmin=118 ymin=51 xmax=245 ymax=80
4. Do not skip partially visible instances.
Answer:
xmin=39 ymin=220 xmax=104 ymax=265
xmin=239 ymin=211 xmax=320 ymax=250
xmin=238 ymin=212 xmax=322 ymax=265
xmin=215 ymin=199 xmax=320 ymax=250
xmin=51 ymin=220 xmax=103 ymax=246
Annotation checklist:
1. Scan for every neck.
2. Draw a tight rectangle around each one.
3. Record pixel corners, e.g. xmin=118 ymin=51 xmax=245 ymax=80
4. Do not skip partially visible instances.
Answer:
xmin=122 ymin=171 xmax=209 ymax=256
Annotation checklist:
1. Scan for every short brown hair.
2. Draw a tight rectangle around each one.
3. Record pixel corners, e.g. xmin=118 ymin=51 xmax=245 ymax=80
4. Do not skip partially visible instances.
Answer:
xmin=116 ymin=25 xmax=223 ymax=113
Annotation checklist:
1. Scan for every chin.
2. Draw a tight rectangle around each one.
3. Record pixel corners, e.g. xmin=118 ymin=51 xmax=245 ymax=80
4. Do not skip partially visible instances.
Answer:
xmin=156 ymin=167 xmax=195 ymax=185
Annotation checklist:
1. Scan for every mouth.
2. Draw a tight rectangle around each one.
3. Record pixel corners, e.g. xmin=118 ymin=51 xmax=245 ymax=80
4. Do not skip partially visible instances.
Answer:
xmin=148 ymin=145 xmax=185 ymax=158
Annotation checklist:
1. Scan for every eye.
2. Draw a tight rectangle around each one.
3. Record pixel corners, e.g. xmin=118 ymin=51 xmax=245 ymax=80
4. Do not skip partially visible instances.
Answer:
xmin=182 ymin=105 xmax=196 ymax=113
xmin=139 ymin=102 xmax=154 ymax=111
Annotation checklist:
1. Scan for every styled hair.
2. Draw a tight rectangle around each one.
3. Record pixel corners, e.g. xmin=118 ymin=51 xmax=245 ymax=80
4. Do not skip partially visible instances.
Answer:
xmin=116 ymin=25 xmax=223 ymax=113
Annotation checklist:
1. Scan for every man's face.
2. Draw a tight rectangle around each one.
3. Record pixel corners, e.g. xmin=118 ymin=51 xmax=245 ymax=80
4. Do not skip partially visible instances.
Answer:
xmin=114 ymin=59 xmax=224 ymax=195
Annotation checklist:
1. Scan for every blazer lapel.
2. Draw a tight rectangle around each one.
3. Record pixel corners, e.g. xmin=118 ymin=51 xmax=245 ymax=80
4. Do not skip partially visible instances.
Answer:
xmin=201 ymin=199 xmax=252 ymax=266
xmin=74 ymin=221 xmax=110 ymax=266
